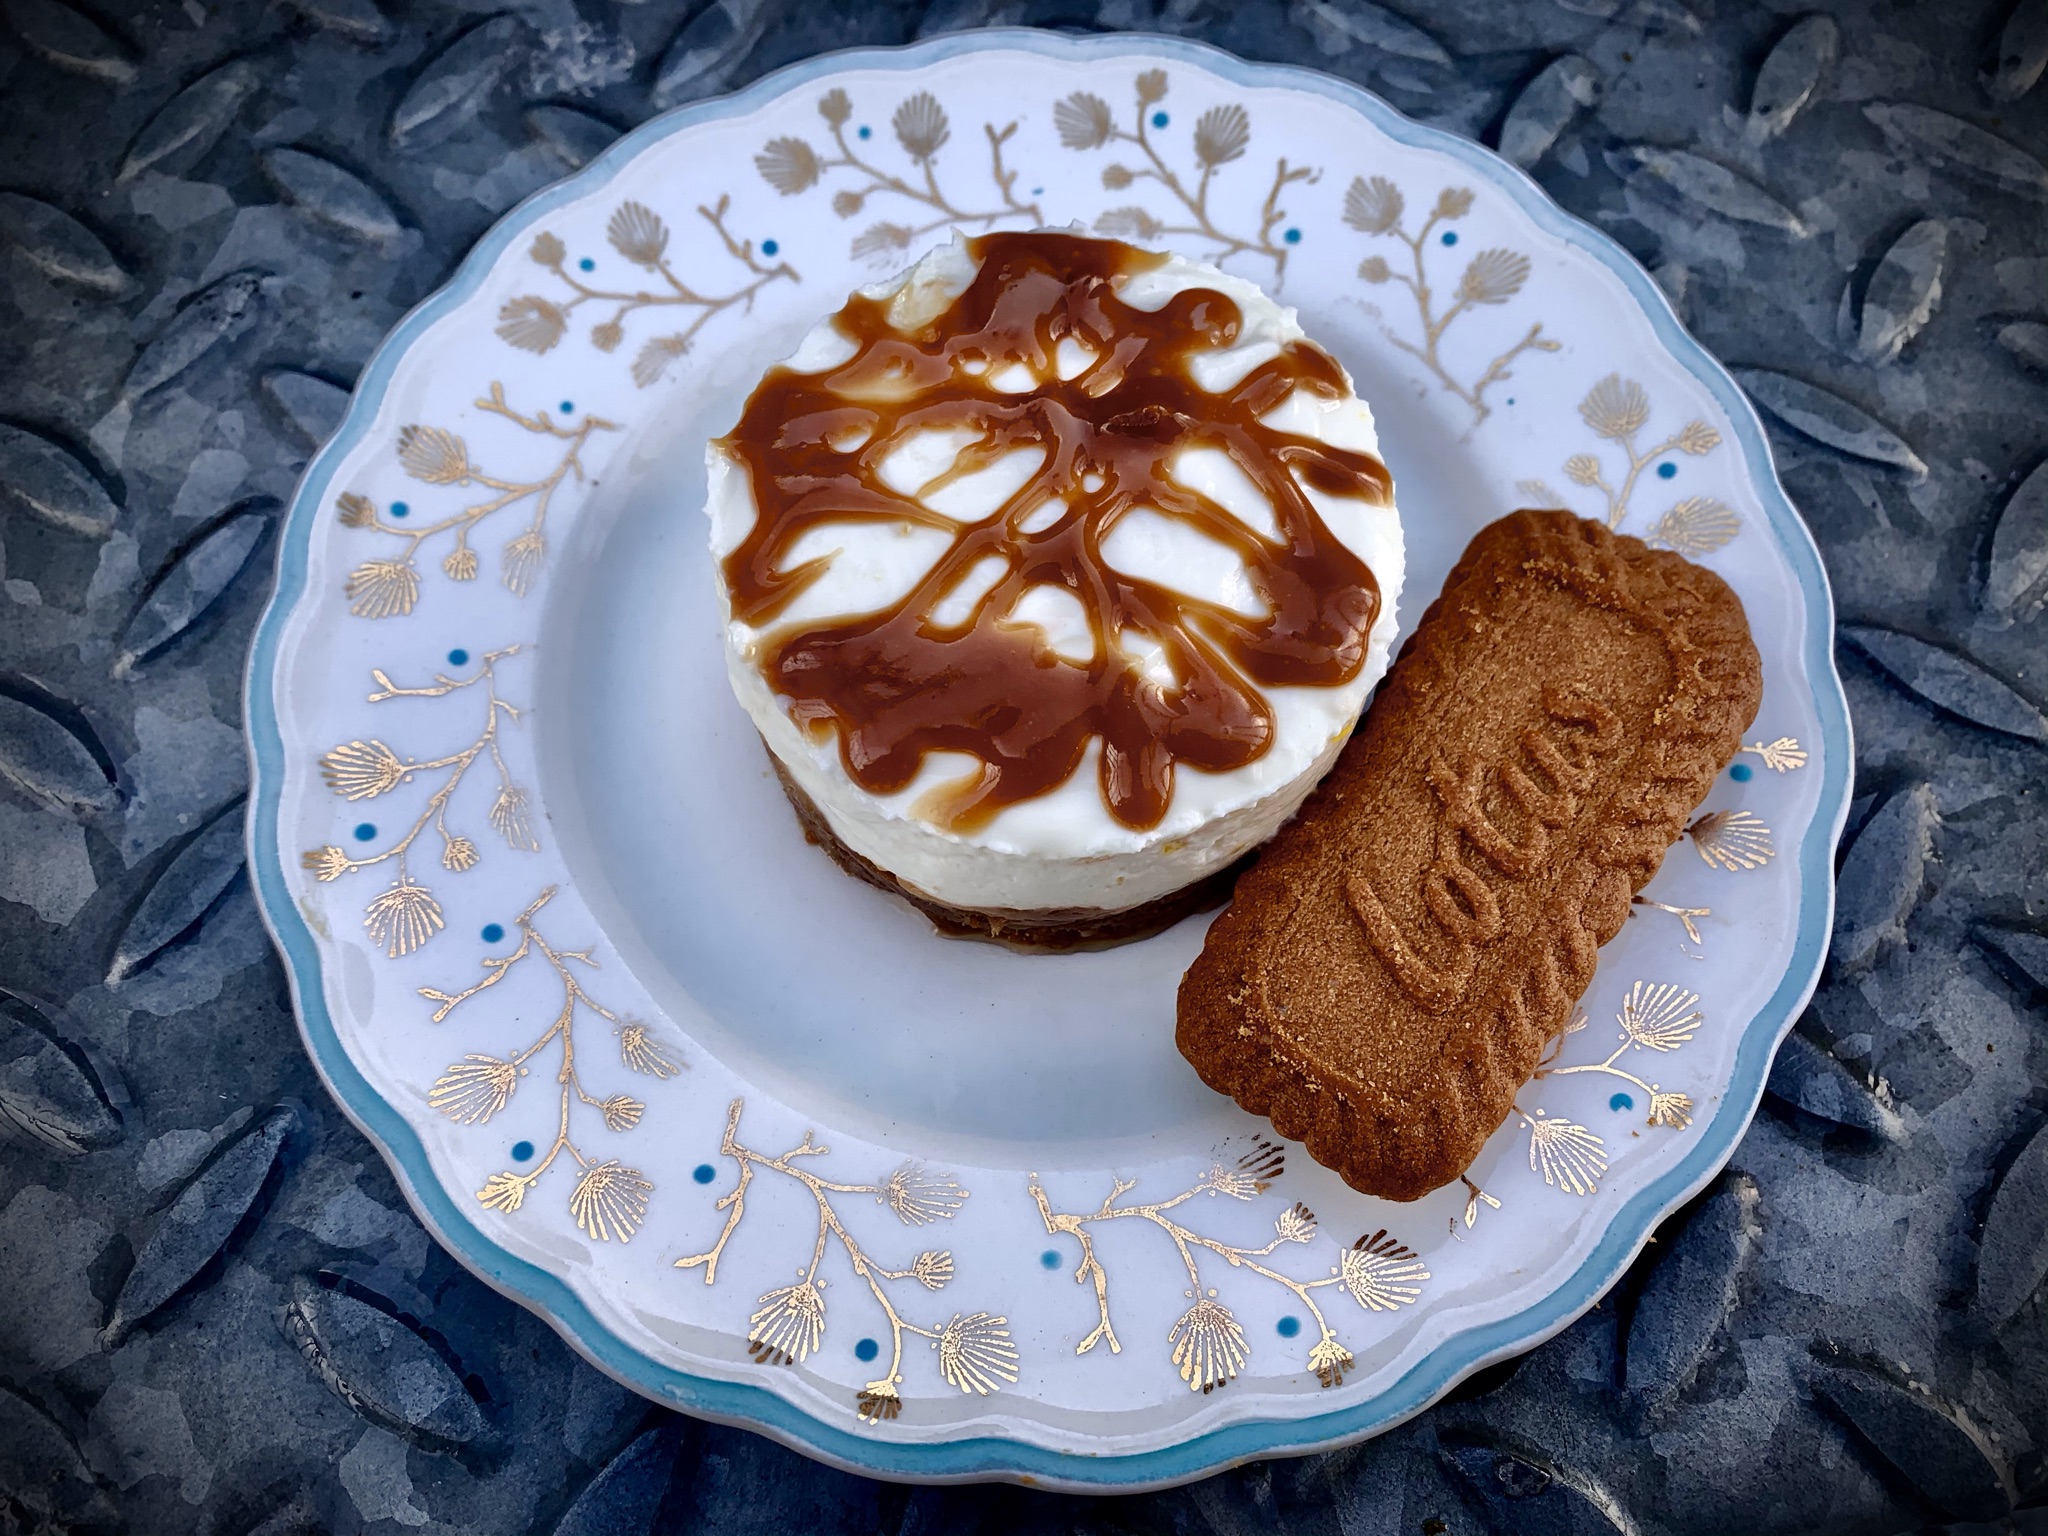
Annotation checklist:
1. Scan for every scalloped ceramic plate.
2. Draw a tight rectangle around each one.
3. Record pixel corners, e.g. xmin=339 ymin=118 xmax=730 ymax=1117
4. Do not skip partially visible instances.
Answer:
xmin=246 ymin=30 xmax=1851 ymax=1491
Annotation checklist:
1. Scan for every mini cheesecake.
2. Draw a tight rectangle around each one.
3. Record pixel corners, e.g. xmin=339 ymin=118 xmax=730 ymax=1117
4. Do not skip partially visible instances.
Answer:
xmin=705 ymin=230 xmax=1404 ymax=948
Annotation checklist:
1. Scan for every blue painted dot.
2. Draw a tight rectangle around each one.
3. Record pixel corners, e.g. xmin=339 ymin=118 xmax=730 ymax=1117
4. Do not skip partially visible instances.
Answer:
xmin=390 ymin=500 xmax=408 ymax=518
xmin=1040 ymin=1250 xmax=1061 ymax=1270
xmin=762 ymin=239 xmax=779 ymax=256
xmin=1151 ymin=110 xmax=1169 ymax=129
xmin=1730 ymin=762 xmax=1754 ymax=782
xmin=511 ymin=1140 xmax=534 ymax=1162
xmin=560 ymin=400 xmax=574 ymax=414
xmin=353 ymin=822 xmax=376 ymax=841
xmin=1031 ymin=187 xmax=1043 ymax=196
xmin=1284 ymin=227 xmax=1301 ymax=245
xmin=481 ymin=923 xmax=505 ymax=944
xmin=1276 ymin=1315 xmax=1302 ymax=1338
xmin=1441 ymin=230 xmax=1458 ymax=246
xmin=579 ymin=257 xmax=595 ymax=271
xmin=447 ymin=647 xmax=469 ymax=666
xmin=1657 ymin=461 xmax=1678 ymax=480
xmin=857 ymin=125 xmax=871 ymax=139
xmin=693 ymin=1163 xmax=716 ymax=1184
xmin=854 ymin=1337 xmax=880 ymax=1362
xmin=1610 ymin=1092 xmax=1635 ymax=1112
xmin=1507 ymin=398 xmax=1516 ymax=406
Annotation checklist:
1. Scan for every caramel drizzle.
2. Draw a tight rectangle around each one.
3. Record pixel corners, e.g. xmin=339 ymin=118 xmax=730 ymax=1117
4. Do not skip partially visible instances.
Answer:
xmin=719 ymin=231 xmax=1389 ymax=833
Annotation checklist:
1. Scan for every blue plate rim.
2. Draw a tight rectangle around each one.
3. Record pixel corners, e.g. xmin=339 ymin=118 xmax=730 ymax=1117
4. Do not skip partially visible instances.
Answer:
xmin=243 ymin=26 xmax=1854 ymax=1493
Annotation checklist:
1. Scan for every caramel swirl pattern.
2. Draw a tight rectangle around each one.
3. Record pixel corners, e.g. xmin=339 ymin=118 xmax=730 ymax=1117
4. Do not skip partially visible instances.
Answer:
xmin=719 ymin=231 xmax=1390 ymax=833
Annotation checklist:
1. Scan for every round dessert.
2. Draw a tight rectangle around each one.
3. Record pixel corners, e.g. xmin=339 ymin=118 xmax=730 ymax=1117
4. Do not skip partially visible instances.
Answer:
xmin=705 ymin=229 xmax=1404 ymax=948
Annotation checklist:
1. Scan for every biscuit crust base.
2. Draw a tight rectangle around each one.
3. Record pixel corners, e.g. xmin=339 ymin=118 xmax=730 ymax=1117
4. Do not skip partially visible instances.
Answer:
xmin=766 ymin=747 xmax=1246 ymax=952
xmin=1176 ymin=511 xmax=1763 ymax=1202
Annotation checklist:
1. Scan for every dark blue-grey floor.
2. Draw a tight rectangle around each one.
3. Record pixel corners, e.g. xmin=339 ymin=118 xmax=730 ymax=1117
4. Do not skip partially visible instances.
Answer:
xmin=2 ymin=0 xmax=2046 ymax=1531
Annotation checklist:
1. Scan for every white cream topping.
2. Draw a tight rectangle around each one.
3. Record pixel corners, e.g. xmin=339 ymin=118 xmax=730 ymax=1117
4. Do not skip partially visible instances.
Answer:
xmin=705 ymin=234 xmax=1404 ymax=915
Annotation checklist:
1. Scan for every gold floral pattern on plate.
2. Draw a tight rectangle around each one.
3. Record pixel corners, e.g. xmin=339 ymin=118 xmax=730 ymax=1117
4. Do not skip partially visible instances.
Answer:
xmin=1029 ymin=1141 xmax=1428 ymax=1393
xmin=758 ymin=86 xmax=1040 ymax=266
xmin=302 ymin=646 xmax=535 ymax=957
xmin=1631 ymin=895 xmax=1715 ymax=945
xmin=677 ymin=1099 xmax=1017 ymax=1424
xmin=336 ymin=384 xmax=615 ymax=618
xmin=1518 ymin=374 xmax=1740 ymax=554
xmin=1740 ymin=737 xmax=1809 ymax=772
xmin=419 ymin=887 xmax=676 ymax=1241
xmin=1626 ymin=743 xmax=1801 ymax=947
xmin=1688 ymin=807 xmax=1777 ymax=871
xmin=1346 ymin=176 xmax=1559 ymax=425
xmin=1055 ymin=70 xmax=1315 ymax=277
xmin=1508 ymin=981 xmax=1717 ymax=1201
xmin=503 ymin=197 xmax=799 ymax=386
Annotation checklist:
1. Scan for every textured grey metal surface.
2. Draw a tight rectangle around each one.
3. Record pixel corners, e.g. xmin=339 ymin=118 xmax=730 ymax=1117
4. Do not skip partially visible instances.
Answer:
xmin=0 ymin=0 xmax=2043 ymax=1530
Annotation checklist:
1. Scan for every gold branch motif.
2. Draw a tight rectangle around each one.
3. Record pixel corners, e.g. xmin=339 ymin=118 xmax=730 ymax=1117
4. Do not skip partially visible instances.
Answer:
xmin=419 ymin=887 xmax=674 ymax=1241
xmin=1057 ymin=70 xmax=1315 ymax=277
xmin=1517 ymin=375 xmax=1738 ymax=554
xmin=1029 ymin=1140 xmax=1428 ymax=1394
xmin=1346 ymin=176 xmax=1558 ymax=425
xmin=675 ymin=1099 xmax=1015 ymax=1425
xmin=335 ymin=384 xmax=616 ymax=618
xmin=1452 ymin=1175 xmax=1503 ymax=1236
xmin=1633 ymin=895 xmax=1713 ymax=945
xmin=503 ymin=196 xmax=798 ymax=387
xmin=300 ymin=647 xmax=534 ymax=957
xmin=1739 ymin=736 xmax=1808 ymax=772
xmin=757 ymin=87 xmax=1041 ymax=268
xmin=1516 ymin=981 xmax=1715 ymax=1198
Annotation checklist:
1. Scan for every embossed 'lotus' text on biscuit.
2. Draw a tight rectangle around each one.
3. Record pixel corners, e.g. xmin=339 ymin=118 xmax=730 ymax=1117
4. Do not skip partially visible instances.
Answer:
xmin=1345 ymin=686 xmax=1624 ymax=1015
